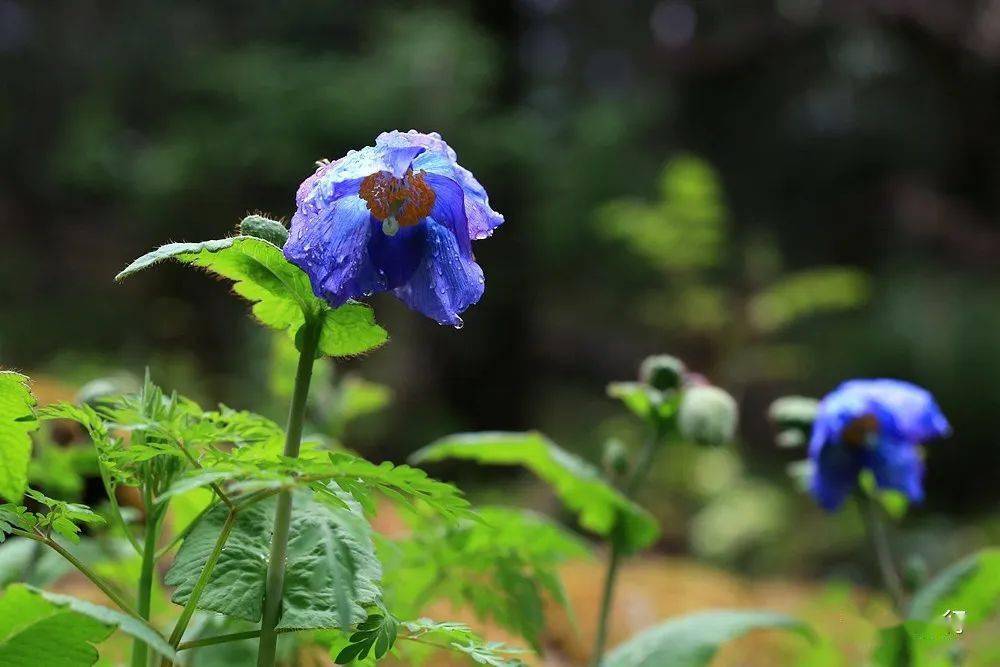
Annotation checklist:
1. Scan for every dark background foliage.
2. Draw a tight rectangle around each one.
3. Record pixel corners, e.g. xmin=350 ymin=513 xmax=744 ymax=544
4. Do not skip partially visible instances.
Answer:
xmin=2 ymin=0 xmax=998 ymax=573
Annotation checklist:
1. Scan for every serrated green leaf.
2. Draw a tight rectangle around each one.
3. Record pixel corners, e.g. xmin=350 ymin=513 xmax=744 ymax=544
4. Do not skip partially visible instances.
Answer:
xmin=411 ymin=432 xmax=659 ymax=553
xmin=603 ymin=609 xmax=814 ymax=667
xmin=382 ymin=507 xmax=586 ymax=650
xmin=0 ymin=372 xmax=38 ymax=502
xmin=334 ymin=611 xmax=398 ymax=664
xmin=0 ymin=584 xmax=113 ymax=667
xmin=165 ymin=489 xmax=381 ymax=630
xmin=116 ymin=236 xmax=387 ymax=358
xmin=908 ymin=548 xmax=1000 ymax=625
xmin=30 ymin=587 xmax=175 ymax=660
xmin=399 ymin=619 xmax=528 ymax=667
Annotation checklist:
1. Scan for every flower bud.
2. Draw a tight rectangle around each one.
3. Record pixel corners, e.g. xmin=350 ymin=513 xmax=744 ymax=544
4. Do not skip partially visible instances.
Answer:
xmin=639 ymin=354 xmax=686 ymax=392
xmin=602 ymin=438 xmax=629 ymax=478
xmin=768 ymin=396 xmax=818 ymax=432
xmin=678 ymin=385 xmax=738 ymax=446
xmin=240 ymin=214 xmax=289 ymax=247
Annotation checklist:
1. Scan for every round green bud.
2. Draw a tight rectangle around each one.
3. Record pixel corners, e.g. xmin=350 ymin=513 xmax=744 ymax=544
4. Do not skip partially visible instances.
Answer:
xmin=678 ymin=385 xmax=738 ymax=446
xmin=601 ymin=438 xmax=629 ymax=478
xmin=767 ymin=396 xmax=819 ymax=431
xmin=639 ymin=354 xmax=686 ymax=392
xmin=903 ymin=555 xmax=929 ymax=592
xmin=240 ymin=214 xmax=288 ymax=247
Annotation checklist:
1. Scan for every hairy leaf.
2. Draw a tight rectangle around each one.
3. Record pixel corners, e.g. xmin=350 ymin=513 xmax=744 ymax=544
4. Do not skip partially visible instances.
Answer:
xmin=0 ymin=584 xmax=113 ymax=667
xmin=603 ymin=610 xmax=814 ymax=667
xmin=0 ymin=372 xmax=37 ymax=502
xmin=116 ymin=236 xmax=387 ymax=357
xmin=908 ymin=548 xmax=1000 ymax=625
xmin=165 ymin=489 xmax=381 ymax=630
xmin=411 ymin=432 xmax=659 ymax=553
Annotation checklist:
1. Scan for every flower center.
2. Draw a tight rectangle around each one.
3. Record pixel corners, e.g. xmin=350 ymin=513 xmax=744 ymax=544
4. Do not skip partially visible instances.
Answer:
xmin=843 ymin=413 xmax=879 ymax=448
xmin=359 ymin=169 xmax=436 ymax=236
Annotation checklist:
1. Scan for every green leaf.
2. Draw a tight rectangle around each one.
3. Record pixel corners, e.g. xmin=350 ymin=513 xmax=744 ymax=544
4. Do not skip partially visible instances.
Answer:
xmin=0 ymin=584 xmax=113 ymax=666
xmin=411 ymin=432 xmax=659 ymax=553
xmin=399 ymin=619 xmax=528 ymax=667
xmin=165 ymin=489 xmax=381 ymax=630
xmin=606 ymin=382 xmax=677 ymax=424
xmin=29 ymin=587 xmax=176 ymax=661
xmin=116 ymin=236 xmax=387 ymax=358
xmin=338 ymin=376 xmax=393 ymax=424
xmin=603 ymin=610 xmax=814 ymax=667
xmin=908 ymin=548 xmax=1000 ymax=625
xmin=334 ymin=611 xmax=398 ymax=664
xmin=381 ymin=507 xmax=586 ymax=649
xmin=871 ymin=621 xmax=954 ymax=667
xmin=0 ymin=372 xmax=38 ymax=502
xmin=748 ymin=267 xmax=869 ymax=333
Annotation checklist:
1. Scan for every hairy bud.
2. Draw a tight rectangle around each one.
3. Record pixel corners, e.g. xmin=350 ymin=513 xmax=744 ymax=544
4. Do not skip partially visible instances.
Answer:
xmin=678 ymin=385 xmax=738 ymax=446
xmin=240 ymin=214 xmax=289 ymax=247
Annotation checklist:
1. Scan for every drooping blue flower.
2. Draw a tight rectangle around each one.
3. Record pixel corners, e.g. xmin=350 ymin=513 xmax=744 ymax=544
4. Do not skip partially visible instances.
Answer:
xmin=284 ymin=130 xmax=504 ymax=326
xmin=808 ymin=379 xmax=950 ymax=511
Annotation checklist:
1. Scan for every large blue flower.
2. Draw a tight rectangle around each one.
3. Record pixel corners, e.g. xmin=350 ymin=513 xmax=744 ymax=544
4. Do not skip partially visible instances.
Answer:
xmin=809 ymin=379 xmax=950 ymax=511
xmin=284 ymin=130 xmax=504 ymax=326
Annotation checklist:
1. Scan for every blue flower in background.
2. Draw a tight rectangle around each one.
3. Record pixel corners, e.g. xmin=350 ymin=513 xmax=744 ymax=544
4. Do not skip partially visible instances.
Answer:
xmin=284 ymin=130 xmax=503 ymax=326
xmin=809 ymin=379 xmax=950 ymax=511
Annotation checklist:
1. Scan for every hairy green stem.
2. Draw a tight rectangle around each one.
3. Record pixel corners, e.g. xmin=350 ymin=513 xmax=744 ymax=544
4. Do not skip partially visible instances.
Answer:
xmin=858 ymin=492 xmax=906 ymax=612
xmin=256 ymin=318 xmax=320 ymax=667
xmin=591 ymin=427 xmax=664 ymax=666
xmin=132 ymin=496 xmax=163 ymax=667
xmin=14 ymin=529 xmax=139 ymax=617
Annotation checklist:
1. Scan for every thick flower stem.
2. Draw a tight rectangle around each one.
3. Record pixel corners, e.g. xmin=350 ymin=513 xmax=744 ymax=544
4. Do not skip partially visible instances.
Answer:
xmin=256 ymin=319 xmax=320 ymax=667
xmin=132 ymin=496 xmax=163 ymax=667
xmin=858 ymin=492 xmax=906 ymax=612
xmin=591 ymin=427 xmax=664 ymax=666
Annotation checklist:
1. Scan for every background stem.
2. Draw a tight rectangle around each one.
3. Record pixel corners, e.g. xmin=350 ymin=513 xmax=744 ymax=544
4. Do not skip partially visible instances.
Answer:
xmin=256 ymin=319 xmax=320 ymax=667
xmin=132 ymin=497 xmax=162 ymax=667
xmin=858 ymin=492 xmax=906 ymax=612
xmin=590 ymin=425 xmax=664 ymax=666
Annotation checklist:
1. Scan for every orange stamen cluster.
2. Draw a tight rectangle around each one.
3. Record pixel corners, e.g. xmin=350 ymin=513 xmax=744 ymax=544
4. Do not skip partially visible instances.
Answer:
xmin=359 ymin=169 xmax=436 ymax=228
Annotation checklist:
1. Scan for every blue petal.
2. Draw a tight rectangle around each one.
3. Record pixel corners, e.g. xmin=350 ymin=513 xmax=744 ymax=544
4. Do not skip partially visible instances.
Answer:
xmin=810 ymin=443 xmax=863 ymax=511
xmin=297 ymin=143 xmax=427 ymax=211
xmin=393 ymin=218 xmax=485 ymax=326
xmin=423 ymin=172 xmax=472 ymax=256
xmin=867 ymin=439 xmax=925 ymax=503
xmin=367 ymin=223 xmax=426 ymax=289
xmin=284 ymin=195 xmax=384 ymax=306
xmin=378 ymin=130 xmax=504 ymax=240
xmin=861 ymin=379 xmax=951 ymax=443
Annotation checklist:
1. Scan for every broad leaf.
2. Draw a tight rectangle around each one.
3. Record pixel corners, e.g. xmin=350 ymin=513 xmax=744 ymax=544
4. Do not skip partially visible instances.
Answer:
xmin=0 ymin=584 xmax=112 ymax=666
xmin=116 ymin=236 xmax=387 ymax=357
xmin=0 ymin=372 xmax=37 ymax=501
xmin=411 ymin=432 xmax=659 ymax=553
xmin=908 ymin=548 xmax=1000 ymax=625
xmin=30 ymin=588 xmax=176 ymax=660
xmin=165 ymin=489 xmax=381 ymax=630
xmin=603 ymin=610 xmax=814 ymax=667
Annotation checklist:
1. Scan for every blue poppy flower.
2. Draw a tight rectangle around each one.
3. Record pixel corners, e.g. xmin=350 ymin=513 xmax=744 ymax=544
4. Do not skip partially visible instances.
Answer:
xmin=284 ymin=130 xmax=504 ymax=326
xmin=808 ymin=379 xmax=950 ymax=511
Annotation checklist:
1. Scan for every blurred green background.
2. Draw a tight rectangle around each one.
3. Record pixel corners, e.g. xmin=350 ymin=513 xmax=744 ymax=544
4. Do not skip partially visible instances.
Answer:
xmin=2 ymin=0 xmax=998 ymax=586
